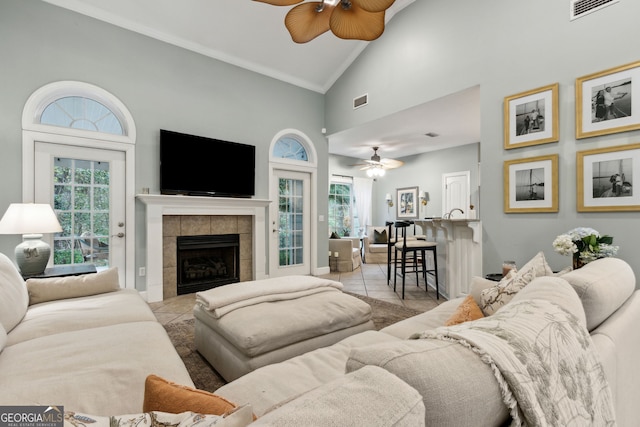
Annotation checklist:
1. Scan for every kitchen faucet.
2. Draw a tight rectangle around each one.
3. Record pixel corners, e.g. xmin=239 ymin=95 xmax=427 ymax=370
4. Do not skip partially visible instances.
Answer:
xmin=443 ymin=208 xmax=464 ymax=219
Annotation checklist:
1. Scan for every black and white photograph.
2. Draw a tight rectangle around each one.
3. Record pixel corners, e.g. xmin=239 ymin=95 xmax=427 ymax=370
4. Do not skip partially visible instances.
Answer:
xmin=504 ymin=83 xmax=559 ymax=149
xmin=577 ymin=60 xmax=640 ymax=139
xmin=515 ymin=167 xmax=545 ymax=201
xmin=591 ymin=158 xmax=633 ymax=198
xmin=591 ymin=78 xmax=631 ymax=123
xmin=578 ymin=143 xmax=640 ymax=212
xmin=504 ymin=155 xmax=558 ymax=213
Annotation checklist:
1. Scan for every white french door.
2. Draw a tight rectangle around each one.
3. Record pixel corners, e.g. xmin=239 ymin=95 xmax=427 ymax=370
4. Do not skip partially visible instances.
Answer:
xmin=270 ymin=169 xmax=311 ymax=277
xmin=34 ymin=142 xmax=127 ymax=283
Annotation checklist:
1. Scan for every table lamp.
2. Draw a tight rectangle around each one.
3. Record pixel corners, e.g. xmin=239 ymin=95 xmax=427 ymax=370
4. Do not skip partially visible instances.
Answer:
xmin=0 ymin=203 xmax=63 ymax=276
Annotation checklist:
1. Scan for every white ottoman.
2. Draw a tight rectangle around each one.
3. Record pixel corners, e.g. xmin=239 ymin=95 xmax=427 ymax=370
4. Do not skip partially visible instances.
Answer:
xmin=194 ymin=276 xmax=375 ymax=382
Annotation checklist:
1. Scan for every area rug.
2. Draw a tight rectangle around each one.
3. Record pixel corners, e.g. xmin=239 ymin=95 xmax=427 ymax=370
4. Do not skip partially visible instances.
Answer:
xmin=163 ymin=292 xmax=424 ymax=393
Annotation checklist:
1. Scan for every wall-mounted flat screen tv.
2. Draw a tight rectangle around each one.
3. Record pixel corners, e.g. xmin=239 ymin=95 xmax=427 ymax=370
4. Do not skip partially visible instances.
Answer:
xmin=160 ymin=129 xmax=256 ymax=198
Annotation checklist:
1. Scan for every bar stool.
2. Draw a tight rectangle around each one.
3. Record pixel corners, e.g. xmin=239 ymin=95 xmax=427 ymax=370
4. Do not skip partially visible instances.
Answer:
xmin=392 ymin=221 xmax=439 ymax=299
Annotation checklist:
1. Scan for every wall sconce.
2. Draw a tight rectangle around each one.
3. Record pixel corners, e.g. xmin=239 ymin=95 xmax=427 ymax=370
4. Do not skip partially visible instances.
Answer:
xmin=385 ymin=193 xmax=393 ymax=207
xmin=420 ymin=191 xmax=430 ymax=206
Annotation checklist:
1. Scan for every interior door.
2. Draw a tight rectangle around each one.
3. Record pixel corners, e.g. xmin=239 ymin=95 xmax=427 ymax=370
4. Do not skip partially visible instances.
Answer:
xmin=442 ymin=171 xmax=470 ymax=218
xmin=34 ymin=142 xmax=126 ymax=283
xmin=270 ymin=169 xmax=311 ymax=277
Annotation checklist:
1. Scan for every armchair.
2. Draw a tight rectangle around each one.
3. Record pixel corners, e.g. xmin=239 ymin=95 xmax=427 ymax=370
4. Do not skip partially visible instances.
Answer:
xmin=328 ymin=238 xmax=362 ymax=272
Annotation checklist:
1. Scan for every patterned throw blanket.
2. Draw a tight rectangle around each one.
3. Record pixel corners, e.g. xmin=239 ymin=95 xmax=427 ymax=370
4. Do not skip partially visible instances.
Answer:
xmin=413 ymin=299 xmax=615 ymax=426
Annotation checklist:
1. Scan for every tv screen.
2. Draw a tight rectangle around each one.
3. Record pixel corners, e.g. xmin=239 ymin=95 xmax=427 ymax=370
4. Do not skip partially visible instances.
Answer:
xmin=160 ymin=129 xmax=256 ymax=197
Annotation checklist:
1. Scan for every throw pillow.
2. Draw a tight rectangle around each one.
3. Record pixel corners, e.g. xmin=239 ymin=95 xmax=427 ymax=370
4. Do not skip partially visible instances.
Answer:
xmin=63 ymin=409 xmax=254 ymax=427
xmin=143 ymin=374 xmax=239 ymax=416
xmin=444 ymin=294 xmax=485 ymax=326
xmin=26 ymin=267 xmax=120 ymax=305
xmin=479 ymin=251 xmax=553 ymax=316
xmin=329 ymin=232 xmax=341 ymax=239
xmin=373 ymin=229 xmax=387 ymax=244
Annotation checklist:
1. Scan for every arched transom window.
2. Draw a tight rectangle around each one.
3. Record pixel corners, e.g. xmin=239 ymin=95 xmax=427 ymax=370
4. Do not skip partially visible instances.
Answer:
xmin=273 ymin=136 xmax=309 ymax=161
xmin=40 ymin=96 xmax=124 ymax=135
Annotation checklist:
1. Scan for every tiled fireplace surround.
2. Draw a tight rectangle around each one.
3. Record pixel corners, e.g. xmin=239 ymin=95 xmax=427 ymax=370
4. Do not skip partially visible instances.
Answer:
xmin=138 ymin=195 xmax=270 ymax=302
xmin=162 ymin=215 xmax=253 ymax=299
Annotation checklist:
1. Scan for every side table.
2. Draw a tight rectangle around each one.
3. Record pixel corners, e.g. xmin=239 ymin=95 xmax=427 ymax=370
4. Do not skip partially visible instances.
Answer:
xmin=23 ymin=264 xmax=97 ymax=280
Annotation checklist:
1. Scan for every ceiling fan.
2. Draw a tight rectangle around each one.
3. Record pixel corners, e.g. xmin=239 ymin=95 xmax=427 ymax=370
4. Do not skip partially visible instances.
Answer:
xmin=351 ymin=147 xmax=404 ymax=177
xmin=253 ymin=0 xmax=396 ymax=44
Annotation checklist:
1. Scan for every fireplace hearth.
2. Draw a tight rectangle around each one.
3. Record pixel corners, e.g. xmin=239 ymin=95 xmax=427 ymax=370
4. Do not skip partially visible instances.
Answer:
xmin=177 ymin=234 xmax=240 ymax=295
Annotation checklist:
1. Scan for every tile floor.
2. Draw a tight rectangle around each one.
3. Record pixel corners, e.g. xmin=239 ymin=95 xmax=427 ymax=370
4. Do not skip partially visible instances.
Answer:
xmin=149 ymin=262 xmax=445 ymax=325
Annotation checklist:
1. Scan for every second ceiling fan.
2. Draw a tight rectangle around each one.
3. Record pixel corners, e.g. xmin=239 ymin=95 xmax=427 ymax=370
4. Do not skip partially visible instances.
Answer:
xmin=352 ymin=147 xmax=403 ymax=177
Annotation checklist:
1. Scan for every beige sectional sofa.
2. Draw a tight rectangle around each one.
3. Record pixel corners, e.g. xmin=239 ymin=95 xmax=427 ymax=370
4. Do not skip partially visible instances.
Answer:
xmin=215 ymin=256 xmax=640 ymax=426
xmin=0 ymin=253 xmax=193 ymax=415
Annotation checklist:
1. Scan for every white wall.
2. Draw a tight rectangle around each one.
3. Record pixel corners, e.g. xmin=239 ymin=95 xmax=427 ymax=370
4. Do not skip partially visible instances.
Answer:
xmin=326 ymin=0 xmax=640 ymax=278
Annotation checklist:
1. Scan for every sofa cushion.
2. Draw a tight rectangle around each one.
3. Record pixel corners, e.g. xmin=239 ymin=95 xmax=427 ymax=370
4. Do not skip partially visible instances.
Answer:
xmin=480 ymin=251 xmax=553 ymax=315
xmin=0 ymin=321 xmax=194 ymax=415
xmin=346 ymin=339 xmax=509 ymax=426
xmin=444 ymin=294 xmax=484 ymax=326
xmin=143 ymin=374 xmax=239 ymax=415
xmin=0 ymin=324 xmax=6 ymax=353
xmin=6 ymin=289 xmax=157 ymax=346
xmin=26 ymin=267 xmax=120 ymax=305
xmin=252 ymin=366 xmax=425 ymax=427
xmin=0 ymin=252 xmax=29 ymax=333
xmin=560 ymin=257 xmax=635 ymax=331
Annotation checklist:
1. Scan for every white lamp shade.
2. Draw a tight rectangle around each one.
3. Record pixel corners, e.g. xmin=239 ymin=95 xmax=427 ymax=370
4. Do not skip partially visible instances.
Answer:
xmin=0 ymin=203 xmax=62 ymax=235
xmin=385 ymin=193 xmax=392 ymax=201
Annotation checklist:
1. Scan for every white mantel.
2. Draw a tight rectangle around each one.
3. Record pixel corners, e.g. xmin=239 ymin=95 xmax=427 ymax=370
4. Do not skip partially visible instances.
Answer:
xmin=137 ymin=194 xmax=271 ymax=302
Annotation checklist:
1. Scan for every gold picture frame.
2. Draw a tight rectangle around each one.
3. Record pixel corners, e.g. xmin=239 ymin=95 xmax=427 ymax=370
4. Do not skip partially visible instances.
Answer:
xmin=577 ymin=143 xmax=640 ymax=212
xmin=504 ymin=154 xmax=559 ymax=213
xmin=504 ymin=83 xmax=559 ymax=149
xmin=576 ymin=60 xmax=640 ymax=139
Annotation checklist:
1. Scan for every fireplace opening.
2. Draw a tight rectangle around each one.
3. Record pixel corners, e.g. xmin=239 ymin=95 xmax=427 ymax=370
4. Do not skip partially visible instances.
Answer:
xmin=177 ymin=234 xmax=240 ymax=295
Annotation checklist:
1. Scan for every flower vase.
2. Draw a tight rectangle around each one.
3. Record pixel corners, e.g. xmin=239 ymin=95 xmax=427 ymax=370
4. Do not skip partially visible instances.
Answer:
xmin=572 ymin=253 xmax=585 ymax=270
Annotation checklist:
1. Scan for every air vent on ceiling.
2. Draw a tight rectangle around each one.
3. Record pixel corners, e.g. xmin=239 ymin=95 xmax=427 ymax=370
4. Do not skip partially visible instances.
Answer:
xmin=353 ymin=94 xmax=368 ymax=109
xmin=570 ymin=0 xmax=619 ymax=20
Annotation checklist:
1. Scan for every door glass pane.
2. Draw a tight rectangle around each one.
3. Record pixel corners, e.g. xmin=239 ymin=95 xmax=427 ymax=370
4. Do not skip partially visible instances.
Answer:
xmin=278 ymin=177 xmax=304 ymax=267
xmin=53 ymin=157 xmax=110 ymax=267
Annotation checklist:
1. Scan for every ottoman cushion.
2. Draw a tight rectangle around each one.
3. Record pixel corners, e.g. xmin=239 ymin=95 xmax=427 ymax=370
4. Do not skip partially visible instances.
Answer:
xmin=195 ymin=290 xmax=372 ymax=357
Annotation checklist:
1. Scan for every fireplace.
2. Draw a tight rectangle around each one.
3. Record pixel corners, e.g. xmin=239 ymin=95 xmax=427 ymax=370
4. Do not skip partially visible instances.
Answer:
xmin=176 ymin=234 xmax=240 ymax=295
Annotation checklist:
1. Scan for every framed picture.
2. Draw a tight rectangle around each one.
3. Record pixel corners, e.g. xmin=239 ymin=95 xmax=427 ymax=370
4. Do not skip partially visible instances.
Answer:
xmin=504 ymin=154 xmax=559 ymax=213
xmin=504 ymin=83 xmax=559 ymax=149
xmin=577 ymin=143 xmax=640 ymax=212
xmin=396 ymin=186 xmax=419 ymax=219
xmin=576 ymin=60 xmax=640 ymax=139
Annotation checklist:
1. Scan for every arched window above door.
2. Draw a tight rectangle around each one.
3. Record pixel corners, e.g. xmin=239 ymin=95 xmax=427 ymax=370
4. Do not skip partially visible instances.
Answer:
xmin=274 ymin=136 xmax=308 ymax=161
xmin=23 ymin=80 xmax=135 ymax=143
xmin=40 ymin=96 xmax=124 ymax=135
xmin=270 ymin=130 xmax=317 ymax=168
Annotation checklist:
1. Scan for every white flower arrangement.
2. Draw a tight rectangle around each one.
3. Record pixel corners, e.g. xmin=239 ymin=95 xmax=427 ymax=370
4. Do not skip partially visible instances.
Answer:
xmin=552 ymin=227 xmax=619 ymax=267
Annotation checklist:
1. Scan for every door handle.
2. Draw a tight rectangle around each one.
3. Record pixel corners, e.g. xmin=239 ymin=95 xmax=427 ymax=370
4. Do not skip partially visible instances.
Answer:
xmin=113 ymin=232 xmax=125 ymax=238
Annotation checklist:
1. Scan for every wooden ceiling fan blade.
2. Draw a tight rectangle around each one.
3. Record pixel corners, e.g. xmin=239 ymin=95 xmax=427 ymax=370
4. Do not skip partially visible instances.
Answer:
xmin=330 ymin=5 xmax=385 ymax=41
xmin=285 ymin=2 xmax=333 ymax=43
xmin=380 ymin=158 xmax=404 ymax=169
xmin=353 ymin=0 xmax=396 ymax=13
xmin=253 ymin=0 xmax=303 ymax=6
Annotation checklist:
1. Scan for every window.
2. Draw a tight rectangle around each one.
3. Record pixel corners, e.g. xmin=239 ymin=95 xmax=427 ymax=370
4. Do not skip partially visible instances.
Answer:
xmin=273 ymin=137 xmax=309 ymax=161
xmin=328 ymin=178 xmax=360 ymax=237
xmin=40 ymin=96 xmax=124 ymax=135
